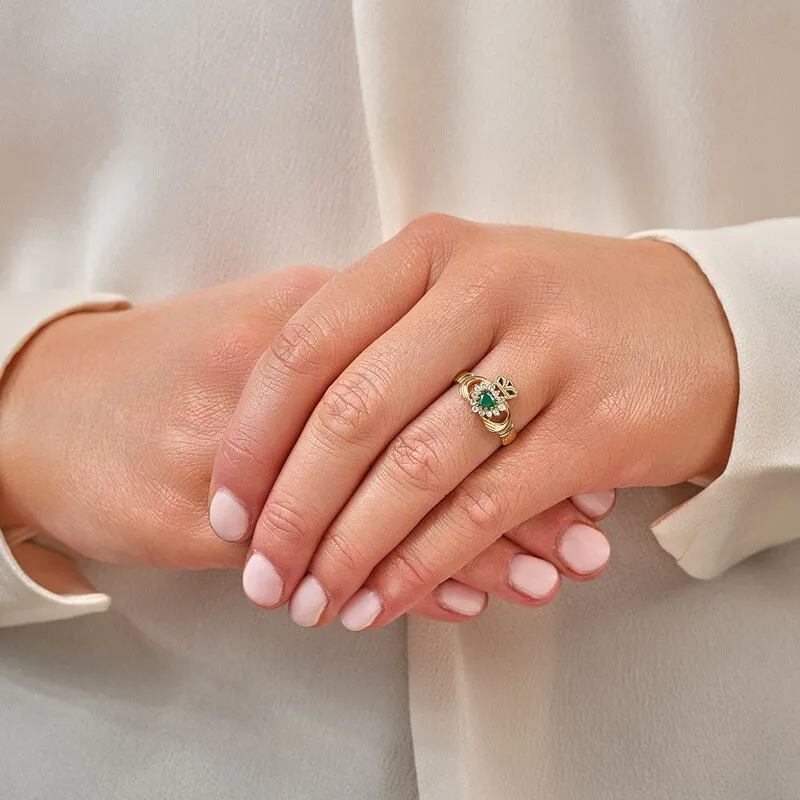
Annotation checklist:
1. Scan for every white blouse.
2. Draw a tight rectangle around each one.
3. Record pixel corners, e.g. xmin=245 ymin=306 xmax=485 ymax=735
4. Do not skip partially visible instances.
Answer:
xmin=1 ymin=2 xmax=799 ymax=798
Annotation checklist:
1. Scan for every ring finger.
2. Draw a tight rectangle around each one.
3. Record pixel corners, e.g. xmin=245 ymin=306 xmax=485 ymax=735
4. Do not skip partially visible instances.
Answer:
xmin=279 ymin=344 xmax=559 ymax=624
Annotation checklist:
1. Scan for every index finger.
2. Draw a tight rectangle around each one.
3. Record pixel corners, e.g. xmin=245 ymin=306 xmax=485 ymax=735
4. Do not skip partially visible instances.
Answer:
xmin=208 ymin=215 xmax=464 ymax=545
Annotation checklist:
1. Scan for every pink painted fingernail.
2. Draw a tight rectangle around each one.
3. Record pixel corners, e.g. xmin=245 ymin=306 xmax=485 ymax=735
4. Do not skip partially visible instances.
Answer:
xmin=340 ymin=589 xmax=383 ymax=631
xmin=289 ymin=575 xmax=328 ymax=628
xmin=209 ymin=489 xmax=249 ymax=542
xmin=571 ymin=490 xmax=616 ymax=519
xmin=508 ymin=555 xmax=559 ymax=599
xmin=558 ymin=524 xmax=611 ymax=574
xmin=436 ymin=581 xmax=487 ymax=616
xmin=242 ymin=553 xmax=283 ymax=607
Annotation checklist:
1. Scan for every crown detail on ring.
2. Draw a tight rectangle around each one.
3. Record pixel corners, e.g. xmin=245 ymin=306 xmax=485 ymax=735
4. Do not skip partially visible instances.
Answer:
xmin=495 ymin=376 xmax=518 ymax=400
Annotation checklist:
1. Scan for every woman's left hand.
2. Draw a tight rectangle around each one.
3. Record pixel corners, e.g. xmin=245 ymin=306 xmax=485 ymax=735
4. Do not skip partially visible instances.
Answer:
xmin=210 ymin=215 xmax=738 ymax=630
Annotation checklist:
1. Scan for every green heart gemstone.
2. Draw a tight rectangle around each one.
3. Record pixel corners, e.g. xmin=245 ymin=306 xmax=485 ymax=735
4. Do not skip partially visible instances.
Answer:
xmin=479 ymin=391 xmax=497 ymax=410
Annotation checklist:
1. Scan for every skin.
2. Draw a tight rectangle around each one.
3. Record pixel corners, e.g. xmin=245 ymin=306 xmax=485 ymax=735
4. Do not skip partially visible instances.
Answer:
xmin=0 ymin=269 xmax=338 ymax=571
xmin=212 ymin=215 xmax=739 ymax=630
xmin=0 ymin=264 xmax=594 ymax=622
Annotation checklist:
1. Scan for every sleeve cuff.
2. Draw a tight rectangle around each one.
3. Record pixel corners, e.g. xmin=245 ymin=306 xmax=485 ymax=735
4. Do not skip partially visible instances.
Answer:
xmin=0 ymin=531 xmax=110 ymax=627
xmin=0 ymin=291 xmax=129 ymax=626
xmin=631 ymin=219 xmax=800 ymax=578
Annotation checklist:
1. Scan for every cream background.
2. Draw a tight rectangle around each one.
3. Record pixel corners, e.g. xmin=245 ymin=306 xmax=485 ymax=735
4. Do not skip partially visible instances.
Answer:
xmin=1 ymin=2 xmax=799 ymax=798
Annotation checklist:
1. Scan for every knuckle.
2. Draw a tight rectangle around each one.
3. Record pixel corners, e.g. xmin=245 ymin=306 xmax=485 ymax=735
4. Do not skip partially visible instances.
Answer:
xmin=260 ymin=265 xmax=336 ymax=321
xmin=385 ymin=425 xmax=445 ymax=492
xmin=451 ymin=246 xmax=532 ymax=319
xmin=453 ymin=551 xmax=485 ymax=583
xmin=385 ymin=545 xmax=438 ymax=595
xmin=450 ymin=481 xmax=506 ymax=532
xmin=316 ymin=529 xmax=367 ymax=582
xmin=259 ymin=495 xmax=312 ymax=550
xmin=158 ymin=389 xmax=225 ymax=463
xmin=454 ymin=257 xmax=507 ymax=310
xmin=316 ymin=365 xmax=388 ymax=446
xmin=403 ymin=212 xmax=462 ymax=243
xmin=395 ymin=213 xmax=465 ymax=283
xmin=269 ymin=316 xmax=331 ymax=378
xmin=204 ymin=326 xmax=263 ymax=375
xmin=219 ymin=420 xmax=269 ymax=473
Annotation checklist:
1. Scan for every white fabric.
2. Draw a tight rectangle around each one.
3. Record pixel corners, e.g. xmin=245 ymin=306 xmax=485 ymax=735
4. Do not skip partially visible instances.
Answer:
xmin=638 ymin=221 xmax=800 ymax=578
xmin=0 ymin=5 xmax=416 ymax=800
xmin=1 ymin=1 xmax=800 ymax=798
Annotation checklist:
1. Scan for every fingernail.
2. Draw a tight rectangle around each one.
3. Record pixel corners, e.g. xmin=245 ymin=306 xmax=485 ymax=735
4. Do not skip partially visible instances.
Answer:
xmin=436 ymin=581 xmax=487 ymax=616
xmin=571 ymin=490 xmax=616 ymax=519
xmin=340 ymin=589 xmax=382 ymax=631
xmin=289 ymin=575 xmax=328 ymax=627
xmin=508 ymin=555 xmax=559 ymax=599
xmin=558 ymin=524 xmax=611 ymax=574
xmin=210 ymin=489 xmax=249 ymax=542
xmin=242 ymin=553 xmax=283 ymax=607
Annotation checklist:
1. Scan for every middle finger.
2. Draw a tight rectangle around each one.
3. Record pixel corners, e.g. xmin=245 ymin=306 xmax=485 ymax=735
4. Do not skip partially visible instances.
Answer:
xmin=242 ymin=279 xmax=498 ymax=609
xmin=285 ymin=342 xmax=558 ymax=624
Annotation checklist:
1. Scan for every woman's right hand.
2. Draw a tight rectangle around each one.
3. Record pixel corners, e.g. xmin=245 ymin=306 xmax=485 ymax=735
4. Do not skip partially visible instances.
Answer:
xmin=0 ymin=265 xmax=612 ymax=623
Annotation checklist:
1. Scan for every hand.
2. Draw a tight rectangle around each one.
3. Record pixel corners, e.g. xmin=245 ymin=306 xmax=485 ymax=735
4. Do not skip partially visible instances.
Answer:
xmin=0 ymin=268 xmax=334 ymax=571
xmin=0 ymin=264 xmax=556 ymax=624
xmin=211 ymin=215 xmax=736 ymax=630
xmin=403 ymin=489 xmax=615 ymax=624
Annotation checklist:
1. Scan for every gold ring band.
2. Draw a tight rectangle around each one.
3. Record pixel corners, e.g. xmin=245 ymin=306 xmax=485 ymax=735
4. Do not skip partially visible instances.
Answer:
xmin=455 ymin=371 xmax=518 ymax=446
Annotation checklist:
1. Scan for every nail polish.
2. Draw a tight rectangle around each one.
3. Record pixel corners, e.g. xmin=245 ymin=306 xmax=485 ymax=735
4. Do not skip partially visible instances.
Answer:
xmin=436 ymin=581 xmax=487 ymax=616
xmin=571 ymin=490 xmax=616 ymax=519
xmin=340 ymin=589 xmax=383 ymax=631
xmin=209 ymin=489 xmax=249 ymax=542
xmin=242 ymin=553 xmax=283 ymax=607
xmin=558 ymin=524 xmax=611 ymax=574
xmin=508 ymin=555 xmax=559 ymax=599
xmin=289 ymin=576 xmax=328 ymax=627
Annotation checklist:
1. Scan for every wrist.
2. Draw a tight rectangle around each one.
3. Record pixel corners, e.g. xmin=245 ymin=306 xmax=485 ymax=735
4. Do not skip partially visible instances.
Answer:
xmin=0 ymin=311 xmax=112 ymax=529
xmin=0 ymin=346 xmax=32 ymax=529
xmin=657 ymin=239 xmax=739 ymax=481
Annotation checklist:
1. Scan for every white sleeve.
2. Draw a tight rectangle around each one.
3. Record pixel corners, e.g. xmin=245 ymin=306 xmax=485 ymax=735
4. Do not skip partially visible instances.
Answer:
xmin=0 ymin=291 xmax=129 ymax=626
xmin=631 ymin=218 xmax=800 ymax=579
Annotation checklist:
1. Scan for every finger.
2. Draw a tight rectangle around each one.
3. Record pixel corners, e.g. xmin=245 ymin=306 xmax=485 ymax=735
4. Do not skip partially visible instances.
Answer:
xmin=289 ymin=531 xmax=557 ymax=628
xmin=366 ymin=500 xmax=607 ymax=627
xmin=283 ymin=341 xmax=559 ymax=622
xmin=364 ymin=499 xmax=610 ymax=629
xmin=399 ymin=580 xmax=489 ymax=624
xmin=502 ymin=499 xmax=611 ymax=583
xmin=242 ymin=275 xmax=498 ymax=608
xmin=402 ymin=535 xmax=559 ymax=624
xmin=570 ymin=489 xmax=616 ymax=520
xmin=338 ymin=409 xmax=586 ymax=630
xmin=448 ymin=534 xmax=561 ymax=607
xmin=209 ymin=215 xmax=464 ymax=544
